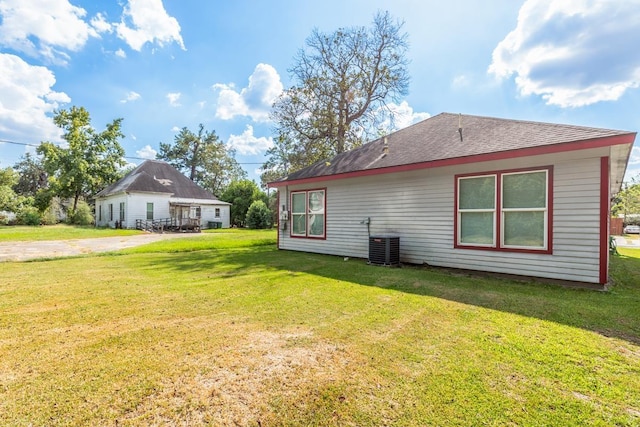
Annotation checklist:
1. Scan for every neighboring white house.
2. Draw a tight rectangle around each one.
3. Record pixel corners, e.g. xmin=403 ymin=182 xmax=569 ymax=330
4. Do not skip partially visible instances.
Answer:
xmin=269 ymin=113 xmax=637 ymax=288
xmin=95 ymin=160 xmax=230 ymax=230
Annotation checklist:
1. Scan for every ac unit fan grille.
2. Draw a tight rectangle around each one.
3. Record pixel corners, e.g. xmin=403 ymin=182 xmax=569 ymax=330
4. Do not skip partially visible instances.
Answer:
xmin=368 ymin=236 xmax=400 ymax=266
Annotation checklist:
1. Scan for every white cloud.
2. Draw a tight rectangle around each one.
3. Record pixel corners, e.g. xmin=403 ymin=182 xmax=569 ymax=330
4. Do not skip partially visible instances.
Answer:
xmin=213 ymin=63 xmax=283 ymax=122
xmin=90 ymin=12 xmax=112 ymax=34
xmin=120 ymin=91 xmax=141 ymax=103
xmin=227 ymin=125 xmax=274 ymax=155
xmin=452 ymin=74 xmax=470 ymax=89
xmin=115 ymin=0 xmax=185 ymax=52
xmin=167 ymin=92 xmax=181 ymax=106
xmin=171 ymin=126 xmax=180 ymax=132
xmin=0 ymin=0 xmax=102 ymax=63
xmin=136 ymin=144 xmax=157 ymax=159
xmin=489 ymin=0 xmax=640 ymax=108
xmin=379 ymin=101 xmax=430 ymax=132
xmin=115 ymin=48 xmax=127 ymax=58
xmin=0 ymin=53 xmax=69 ymax=143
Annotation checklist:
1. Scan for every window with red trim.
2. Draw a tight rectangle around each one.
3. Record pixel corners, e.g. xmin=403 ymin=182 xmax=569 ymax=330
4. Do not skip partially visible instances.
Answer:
xmin=291 ymin=189 xmax=325 ymax=238
xmin=455 ymin=167 xmax=551 ymax=252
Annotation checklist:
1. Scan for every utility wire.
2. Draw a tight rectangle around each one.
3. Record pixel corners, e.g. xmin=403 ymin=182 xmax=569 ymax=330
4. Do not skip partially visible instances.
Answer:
xmin=1 ymin=138 xmax=264 ymax=164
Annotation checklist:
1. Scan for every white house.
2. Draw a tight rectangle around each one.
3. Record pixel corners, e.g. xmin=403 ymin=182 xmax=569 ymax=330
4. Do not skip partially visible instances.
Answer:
xmin=269 ymin=113 xmax=637 ymax=288
xmin=95 ymin=160 xmax=230 ymax=230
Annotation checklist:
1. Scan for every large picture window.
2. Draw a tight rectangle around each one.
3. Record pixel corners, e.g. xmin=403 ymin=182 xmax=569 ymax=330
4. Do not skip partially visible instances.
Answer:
xmin=456 ymin=167 xmax=551 ymax=252
xmin=291 ymin=189 xmax=325 ymax=239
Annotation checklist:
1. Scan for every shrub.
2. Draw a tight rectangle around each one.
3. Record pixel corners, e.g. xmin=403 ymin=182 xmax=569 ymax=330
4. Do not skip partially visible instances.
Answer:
xmin=68 ymin=201 xmax=94 ymax=225
xmin=245 ymin=200 xmax=272 ymax=229
xmin=41 ymin=206 xmax=58 ymax=225
xmin=16 ymin=206 xmax=42 ymax=226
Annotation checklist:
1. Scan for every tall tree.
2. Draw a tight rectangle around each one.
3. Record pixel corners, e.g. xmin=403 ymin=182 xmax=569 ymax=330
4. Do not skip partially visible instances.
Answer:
xmin=12 ymin=153 xmax=47 ymax=198
xmin=157 ymin=124 xmax=247 ymax=196
xmin=0 ymin=167 xmax=20 ymax=212
xmin=220 ymin=180 xmax=268 ymax=227
xmin=263 ymin=10 xmax=409 ymax=180
xmin=37 ymin=106 xmax=125 ymax=211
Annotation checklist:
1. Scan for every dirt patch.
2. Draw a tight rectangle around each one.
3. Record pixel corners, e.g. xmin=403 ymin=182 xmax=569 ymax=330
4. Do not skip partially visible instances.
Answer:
xmin=119 ymin=329 xmax=351 ymax=425
xmin=0 ymin=233 xmax=206 ymax=262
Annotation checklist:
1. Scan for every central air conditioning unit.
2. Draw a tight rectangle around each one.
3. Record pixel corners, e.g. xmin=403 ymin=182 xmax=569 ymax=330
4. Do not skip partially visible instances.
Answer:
xmin=368 ymin=235 xmax=400 ymax=266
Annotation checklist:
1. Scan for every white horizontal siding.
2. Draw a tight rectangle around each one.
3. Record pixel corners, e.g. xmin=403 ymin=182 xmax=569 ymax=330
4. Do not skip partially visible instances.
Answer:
xmin=126 ymin=193 xmax=171 ymax=228
xmin=279 ymin=155 xmax=604 ymax=284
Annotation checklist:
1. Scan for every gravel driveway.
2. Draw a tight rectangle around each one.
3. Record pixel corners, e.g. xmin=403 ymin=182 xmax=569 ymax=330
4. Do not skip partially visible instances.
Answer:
xmin=0 ymin=233 xmax=207 ymax=262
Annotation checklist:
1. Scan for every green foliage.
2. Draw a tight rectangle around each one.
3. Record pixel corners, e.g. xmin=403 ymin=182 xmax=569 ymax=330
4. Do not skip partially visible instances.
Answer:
xmin=40 ymin=205 xmax=59 ymax=225
xmin=264 ymin=11 xmax=409 ymax=180
xmin=245 ymin=200 xmax=273 ymax=229
xmin=221 ymin=180 xmax=267 ymax=227
xmin=37 ymin=106 xmax=125 ymax=212
xmin=0 ymin=167 xmax=19 ymax=212
xmin=612 ymin=175 xmax=640 ymax=222
xmin=0 ymin=166 xmax=33 ymax=213
xmin=68 ymin=200 xmax=94 ymax=225
xmin=12 ymin=153 xmax=47 ymax=198
xmin=33 ymin=188 xmax=55 ymax=213
xmin=16 ymin=205 xmax=41 ymax=226
xmin=157 ymin=124 xmax=247 ymax=196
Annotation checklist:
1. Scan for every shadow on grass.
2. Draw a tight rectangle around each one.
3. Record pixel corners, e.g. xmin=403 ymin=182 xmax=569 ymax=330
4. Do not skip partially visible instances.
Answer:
xmin=125 ymin=244 xmax=640 ymax=346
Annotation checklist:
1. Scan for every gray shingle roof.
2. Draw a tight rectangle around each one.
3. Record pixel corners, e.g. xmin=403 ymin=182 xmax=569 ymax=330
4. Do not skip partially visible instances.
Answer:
xmin=96 ymin=160 xmax=219 ymax=200
xmin=278 ymin=112 xmax=635 ymax=183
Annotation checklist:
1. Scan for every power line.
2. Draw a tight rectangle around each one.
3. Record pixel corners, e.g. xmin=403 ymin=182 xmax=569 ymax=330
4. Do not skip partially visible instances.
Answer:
xmin=1 ymin=138 xmax=265 ymax=165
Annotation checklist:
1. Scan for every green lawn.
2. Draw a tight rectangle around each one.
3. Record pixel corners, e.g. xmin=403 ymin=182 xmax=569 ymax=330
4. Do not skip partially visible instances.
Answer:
xmin=0 ymin=224 xmax=142 ymax=242
xmin=0 ymin=231 xmax=638 ymax=426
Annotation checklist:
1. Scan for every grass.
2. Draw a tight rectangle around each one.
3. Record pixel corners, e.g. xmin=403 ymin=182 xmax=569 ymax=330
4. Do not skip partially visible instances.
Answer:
xmin=0 ymin=224 xmax=142 ymax=242
xmin=0 ymin=230 xmax=639 ymax=426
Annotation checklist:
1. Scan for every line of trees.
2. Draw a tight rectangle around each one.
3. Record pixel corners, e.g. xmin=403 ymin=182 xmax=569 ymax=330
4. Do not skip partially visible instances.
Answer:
xmin=1 ymin=108 xmax=266 ymax=227
xmin=5 ymin=10 xmax=418 ymax=228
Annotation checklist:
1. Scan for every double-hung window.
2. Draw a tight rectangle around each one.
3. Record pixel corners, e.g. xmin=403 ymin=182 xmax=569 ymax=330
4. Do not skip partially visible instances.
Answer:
xmin=291 ymin=189 xmax=326 ymax=239
xmin=456 ymin=167 xmax=552 ymax=252
xmin=119 ymin=202 xmax=125 ymax=222
xmin=146 ymin=202 xmax=154 ymax=220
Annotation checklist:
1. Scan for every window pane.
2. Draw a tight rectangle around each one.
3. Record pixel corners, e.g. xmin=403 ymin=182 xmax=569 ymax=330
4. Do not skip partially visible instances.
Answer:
xmin=292 ymin=193 xmax=306 ymax=214
xmin=308 ymin=213 xmax=324 ymax=236
xmin=503 ymin=211 xmax=545 ymax=247
xmin=460 ymin=212 xmax=494 ymax=244
xmin=308 ymin=190 xmax=324 ymax=214
xmin=459 ymin=176 xmax=495 ymax=209
xmin=503 ymin=171 xmax=546 ymax=209
xmin=292 ymin=214 xmax=306 ymax=235
xmin=146 ymin=203 xmax=153 ymax=220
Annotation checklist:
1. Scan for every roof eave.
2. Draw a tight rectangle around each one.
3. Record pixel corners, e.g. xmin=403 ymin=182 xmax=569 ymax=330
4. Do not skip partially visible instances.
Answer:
xmin=269 ymin=133 xmax=637 ymax=188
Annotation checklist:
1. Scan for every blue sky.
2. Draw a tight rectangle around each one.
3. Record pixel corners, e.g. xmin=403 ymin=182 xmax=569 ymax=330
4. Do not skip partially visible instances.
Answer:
xmin=1 ymin=0 xmax=639 ymax=188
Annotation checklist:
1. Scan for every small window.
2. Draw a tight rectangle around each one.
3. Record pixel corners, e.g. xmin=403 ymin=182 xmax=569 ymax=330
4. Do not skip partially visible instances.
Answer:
xmin=119 ymin=202 xmax=125 ymax=222
xmin=146 ymin=202 xmax=154 ymax=220
xmin=108 ymin=204 xmax=113 ymax=221
xmin=98 ymin=204 xmax=102 ymax=222
xmin=215 ymin=208 xmax=220 ymax=218
xmin=291 ymin=189 xmax=325 ymax=239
